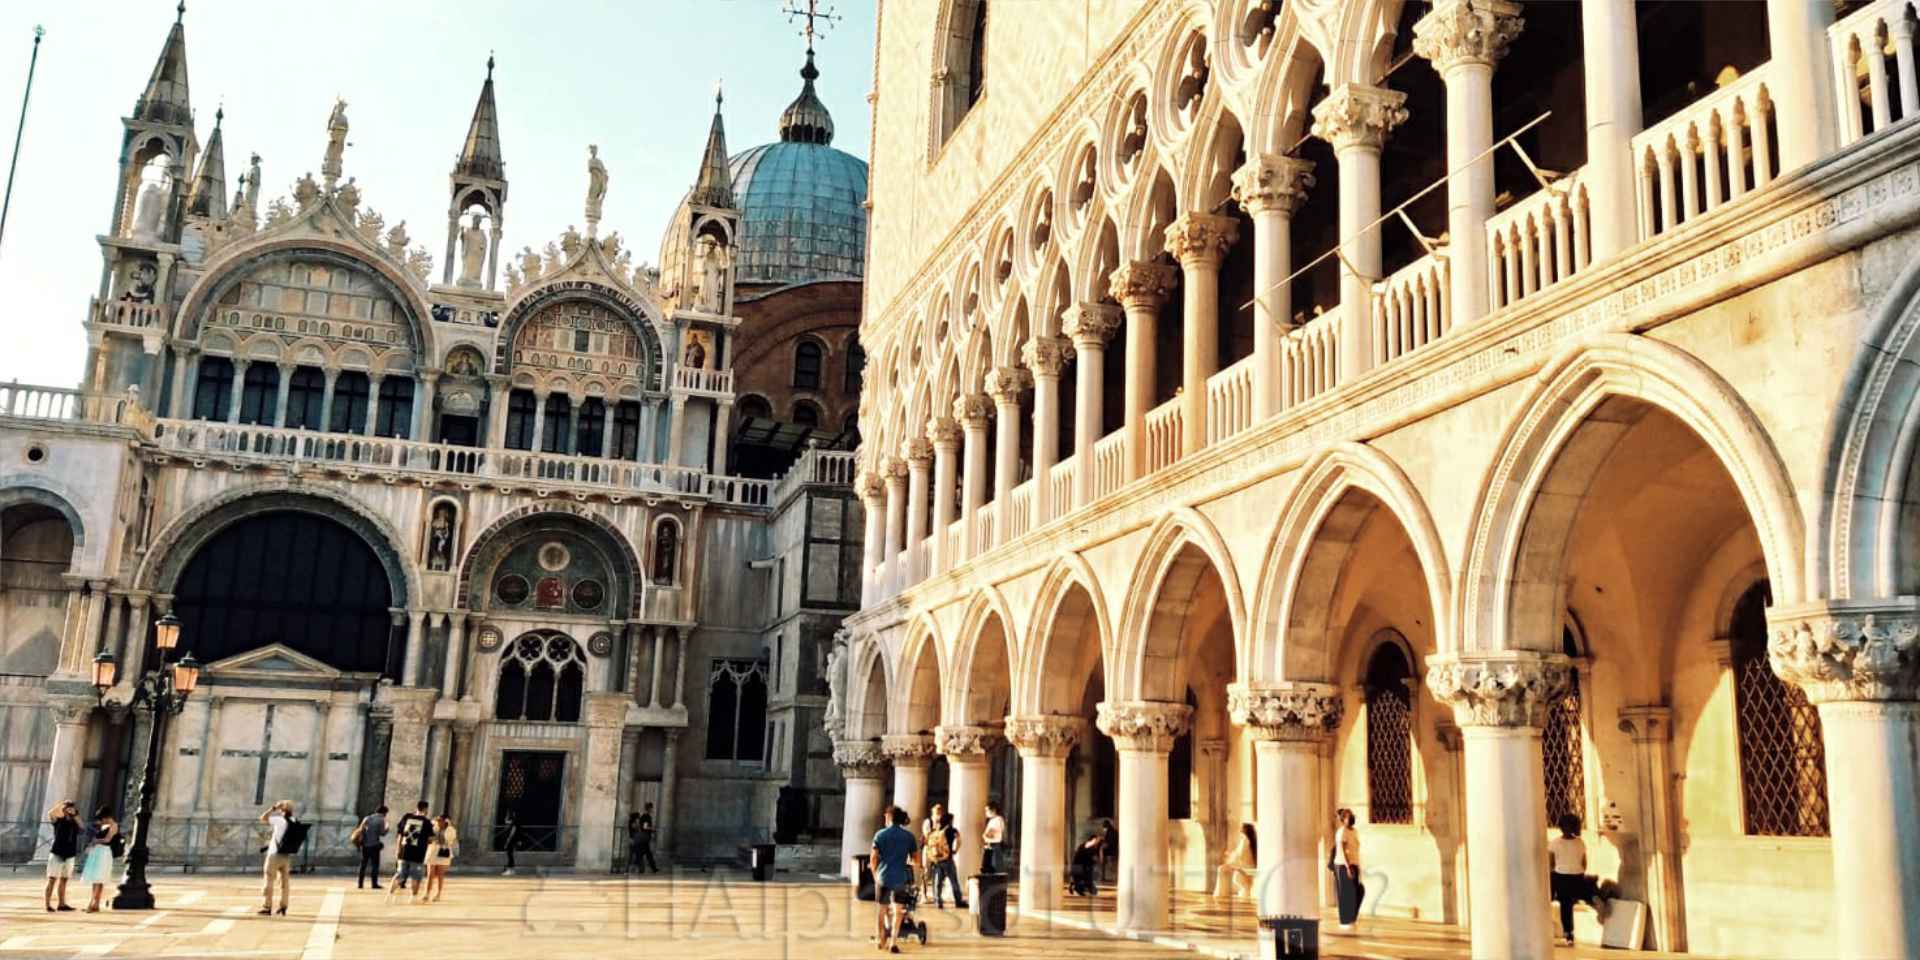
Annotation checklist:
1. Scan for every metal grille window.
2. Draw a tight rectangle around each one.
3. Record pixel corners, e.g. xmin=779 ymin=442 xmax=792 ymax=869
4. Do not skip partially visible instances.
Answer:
xmin=1731 ymin=582 xmax=1830 ymax=836
xmin=705 ymin=659 xmax=769 ymax=763
xmin=1364 ymin=643 xmax=1415 ymax=824
xmin=494 ymin=632 xmax=586 ymax=723
xmin=1542 ymin=628 xmax=1587 ymax=826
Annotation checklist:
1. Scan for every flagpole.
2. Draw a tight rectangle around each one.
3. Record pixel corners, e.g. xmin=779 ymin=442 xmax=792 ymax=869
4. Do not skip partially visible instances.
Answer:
xmin=0 ymin=25 xmax=46 ymax=262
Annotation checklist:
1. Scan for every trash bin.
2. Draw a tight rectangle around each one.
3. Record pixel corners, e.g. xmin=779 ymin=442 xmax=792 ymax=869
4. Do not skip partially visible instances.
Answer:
xmin=750 ymin=843 xmax=777 ymax=882
xmin=972 ymin=873 xmax=1010 ymax=936
xmin=851 ymin=855 xmax=875 ymax=901
xmin=1258 ymin=915 xmax=1319 ymax=958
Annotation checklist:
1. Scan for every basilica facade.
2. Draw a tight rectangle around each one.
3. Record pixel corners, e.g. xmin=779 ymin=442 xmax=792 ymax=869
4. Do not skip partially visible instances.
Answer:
xmin=838 ymin=1 xmax=1920 ymax=958
xmin=0 ymin=9 xmax=870 ymax=869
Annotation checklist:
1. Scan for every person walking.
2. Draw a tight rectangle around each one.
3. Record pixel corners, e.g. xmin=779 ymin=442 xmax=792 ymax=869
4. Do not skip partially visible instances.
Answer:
xmin=631 ymin=803 xmax=660 ymax=874
xmin=388 ymin=801 xmax=433 ymax=902
xmin=44 ymin=799 xmax=80 ymax=912
xmin=500 ymin=811 xmax=521 ymax=877
xmin=917 ymin=803 xmax=945 ymax=901
xmin=1213 ymin=822 xmax=1257 ymax=900
xmin=1100 ymin=818 xmax=1118 ymax=884
xmin=980 ymin=800 xmax=1007 ymax=874
xmin=80 ymin=806 xmax=119 ymax=912
xmin=1068 ymin=831 xmax=1103 ymax=896
xmin=353 ymin=806 xmax=388 ymax=890
xmin=258 ymin=800 xmax=299 ymax=916
xmin=869 ymin=805 xmax=920 ymax=954
xmin=1329 ymin=808 xmax=1364 ymax=932
xmin=924 ymin=811 xmax=964 ymax=909
xmin=424 ymin=815 xmax=458 ymax=903
xmin=1550 ymin=813 xmax=1601 ymax=946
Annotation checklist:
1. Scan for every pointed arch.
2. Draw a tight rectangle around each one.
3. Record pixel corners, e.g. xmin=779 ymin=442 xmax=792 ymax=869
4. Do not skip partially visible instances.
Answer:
xmin=895 ymin=613 xmax=948 ymax=734
xmin=947 ymin=585 xmax=1019 ymax=726
xmin=1016 ymin=552 xmax=1114 ymax=715
xmin=1113 ymin=507 xmax=1248 ymax=701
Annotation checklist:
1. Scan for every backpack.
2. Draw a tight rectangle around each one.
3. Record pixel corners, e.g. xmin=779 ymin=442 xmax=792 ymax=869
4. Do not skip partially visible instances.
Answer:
xmin=348 ymin=821 xmax=365 ymax=847
xmin=926 ymin=828 xmax=951 ymax=862
xmin=277 ymin=820 xmax=311 ymax=856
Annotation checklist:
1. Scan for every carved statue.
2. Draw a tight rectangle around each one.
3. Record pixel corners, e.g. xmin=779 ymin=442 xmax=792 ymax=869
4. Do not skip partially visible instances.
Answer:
xmin=426 ymin=502 xmax=455 ymax=572
xmin=693 ymin=235 xmax=730 ymax=313
xmin=124 ymin=262 xmax=158 ymax=303
xmin=131 ymin=178 xmax=168 ymax=240
xmin=684 ymin=334 xmax=706 ymax=370
xmin=652 ymin=520 xmax=678 ymax=584
xmin=518 ymin=245 xmax=543 ymax=281
xmin=386 ymin=220 xmax=410 ymax=256
xmin=542 ymin=240 xmax=565 ymax=276
xmin=823 ymin=630 xmax=850 ymax=740
xmin=560 ymin=225 xmax=583 ymax=259
xmin=459 ymin=213 xmax=488 ymax=286
xmin=599 ymin=230 xmax=622 ymax=260
xmin=505 ymin=262 xmax=524 ymax=293
xmin=322 ymin=99 xmax=350 ymax=181
xmin=293 ymin=173 xmax=320 ymax=212
xmin=245 ymin=152 xmax=263 ymax=212
xmin=405 ymin=246 xmax=433 ymax=283
xmin=584 ymin=144 xmax=608 ymax=226
xmin=358 ymin=208 xmax=385 ymax=244
xmin=335 ymin=176 xmax=361 ymax=217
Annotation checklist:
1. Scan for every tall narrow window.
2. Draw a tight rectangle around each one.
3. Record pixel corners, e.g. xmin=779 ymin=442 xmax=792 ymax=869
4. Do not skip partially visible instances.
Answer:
xmin=193 ymin=357 xmax=234 ymax=421
xmin=285 ymin=367 xmax=326 ymax=430
xmin=505 ymin=390 xmax=536 ymax=450
xmin=542 ymin=394 xmax=572 ymax=454
xmin=577 ymin=398 xmax=607 ymax=457
xmin=238 ymin=363 xmax=279 ymax=425
xmin=793 ymin=340 xmax=824 ymax=389
xmin=1731 ymin=581 xmax=1830 ymax=836
xmin=330 ymin=372 xmax=370 ymax=433
xmin=1364 ymin=641 xmax=1415 ymax=825
xmin=1542 ymin=625 xmax=1587 ymax=826
xmin=613 ymin=400 xmax=642 ymax=460
xmin=705 ymin=659 xmax=770 ymax=762
xmin=376 ymin=378 xmax=414 ymax=439
xmin=966 ymin=0 xmax=988 ymax=107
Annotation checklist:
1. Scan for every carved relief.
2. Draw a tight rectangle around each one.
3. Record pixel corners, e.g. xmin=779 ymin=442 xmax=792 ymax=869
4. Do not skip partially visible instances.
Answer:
xmin=1768 ymin=605 xmax=1920 ymax=703
xmin=832 ymin=739 xmax=889 ymax=779
xmin=1226 ymin=682 xmax=1343 ymax=741
xmin=1095 ymin=700 xmax=1193 ymax=752
xmin=1004 ymin=714 xmax=1085 ymax=758
xmin=935 ymin=723 xmax=1005 ymax=758
xmin=1426 ymin=652 xmax=1571 ymax=728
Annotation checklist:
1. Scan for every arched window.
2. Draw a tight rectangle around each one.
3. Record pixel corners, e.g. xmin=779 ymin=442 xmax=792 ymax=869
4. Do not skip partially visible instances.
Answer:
xmin=375 ymin=377 xmax=414 ymax=439
xmin=505 ymin=389 xmax=536 ymax=450
xmin=577 ymin=397 xmax=607 ymax=457
xmin=1731 ymin=581 xmax=1830 ymax=836
xmin=966 ymin=0 xmax=988 ymax=106
xmin=792 ymin=401 xmax=821 ymax=429
xmin=1364 ymin=640 xmax=1415 ymax=825
xmin=651 ymin=518 xmax=680 ymax=584
xmin=705 ymin=658 xmax=770 ymax=763
xmin=330 ymin=371 xmax=370 ymax=433
xmin=193 ymin=357 xmax=235 ymax=420
xmin=845 ymin=342 xmax=866 ymax=393
xmin=933 ymin=0 xmax=989 ymax=149
xmin=285 ymin=367 xmax=326 ymax=430
xmin=793 ymin=340 xmax=824 ymax=390
xmin=738 ymin=394 xmax=772 ymax=423
xmin=1542 ymin=624 xmax=1588 ymax=826
xmin=494 ymin=632 xmax=587 ymax=723
xmin=238 ymin=363 xmax=279 ymax=425
xmin=541 ymin=394 xmax=573 ymax=454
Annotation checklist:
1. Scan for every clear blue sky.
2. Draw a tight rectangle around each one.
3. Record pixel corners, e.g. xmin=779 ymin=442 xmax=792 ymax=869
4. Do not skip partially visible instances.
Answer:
xmin=0 ymin=0 xmax=875 ymax=386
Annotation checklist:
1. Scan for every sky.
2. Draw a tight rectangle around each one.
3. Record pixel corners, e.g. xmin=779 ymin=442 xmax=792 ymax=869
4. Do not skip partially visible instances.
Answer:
xmin=0 ymin=0 xmax=875 ymax=386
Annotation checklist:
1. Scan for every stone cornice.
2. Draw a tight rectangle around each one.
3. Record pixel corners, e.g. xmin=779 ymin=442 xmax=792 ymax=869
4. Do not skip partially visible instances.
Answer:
xmin=1426 ymin=651 xmax=1571 ymax=728
xmin=1004 ymin=714 xmax=1086 ymax=758
xmin=833 ymin=739 xmax=890 ymax=779
xmin=935 ymin=723 xmax=1005 ymax=758
xmin=1767 ymin=600 xmax=1920 ymax=703
xmin=1096 ymin=700 xmax=1192 ymax=753
xmin=1226 ymin=682 xmax=1343 ymax=741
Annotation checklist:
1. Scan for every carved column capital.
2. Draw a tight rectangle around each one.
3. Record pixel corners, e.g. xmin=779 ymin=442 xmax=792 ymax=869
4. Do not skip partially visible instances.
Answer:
xmin=1310 ymin=84 xmax=1411 ymax=152
xmin=883 ymin=456 xmax=909 ymax=482
xmin=927 ymin=416 xmax=962 ymax=448
xmin=1021 ymin=336 xmax=1074 ymax=378
xmin=1426 ymin=651 xmax=1571 ymax=728
xmin=881 ymin=733 xmax=939 ymax=768
xmin=1231 ymin=154 xmax=1317 ymax=216
xmin=1060 ymin=302 xmax=1124 ymax=349
xmin=1163 ymin=212 xmax=1240 ymax=268
xmin=1107 ymin=260 xmax=1178 ymax=309
xmin=901 ymin=437 xmax=934 ymax=466
xmin=1226 ymin=682 xmax=1343 ymax=742
xmin=49 ymin=697 xmax=95 ymax=726
xmin=1004 ymin=714 xmax=1087 ymax=759
xmin=1095 ymin=700 xmax=1193 ymax=753
xmin=953 ymin=392 xmax=994 ymax=427
xmin=854 ymin=470 xmax=886 ymax=501
xmin=1413 ymin=0 xmax=1524 ymax=74
xmin=935 ymin=723 xmax=1005 ymax=759
xmin=984 ymin=365 xmax=1032 ymax=404
xmin=1767 ymin=601 xmax=1920 ymax=703
xmin=833 ymin=739 xmax=890 ymax=780
xmin=1617 ymin=705 xmax=1673 ymax=744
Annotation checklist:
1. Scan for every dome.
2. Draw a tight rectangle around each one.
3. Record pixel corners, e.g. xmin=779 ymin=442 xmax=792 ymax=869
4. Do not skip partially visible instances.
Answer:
xmin=728 ymin=140 xmax=868 ymax=286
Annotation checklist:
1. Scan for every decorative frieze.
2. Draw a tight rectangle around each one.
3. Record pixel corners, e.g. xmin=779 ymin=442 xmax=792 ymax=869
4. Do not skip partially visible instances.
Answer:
xmin=1095 ymin=700 xmax=1193 ymax=753
xmin=1767 ymin=602 xmax=1920 ymax=703
xmin=1108 ymin=260 xmax=1177 ymax=309
xmin=1310 ymin=84 xmax=1410 ymax=152
xmin=1061 ymin=303 xmax=1124 ymax=348
xmin=1412 ymin=0 xmax=1524 ymax=74
xmin=881 ymin=733 xmax=939 ymax=767
xmin=833 ymin=739 xmax=890 ymax=779
xmin=953 ymin=392 xmax=994 ymax=427
xmin=1022 ymin=336 xmax=1074 ymax=378
xmin=1004 ymin=714 xmax=1086 ymax=758
xmin=1425 ymin=651 xmax=1570 ymax=728
xmin=984 ymin=365 xmax=1032 ymax=405
xmin=1226 ymin=682 xmax=1343 ymax=741
xmin=1163 ymin=212 xmax=1240 ymax=268
xmin=935 ymin=723 xmax=1005 ymax=758
xmin=1231 ymin=155 xmax=1316 ymax=216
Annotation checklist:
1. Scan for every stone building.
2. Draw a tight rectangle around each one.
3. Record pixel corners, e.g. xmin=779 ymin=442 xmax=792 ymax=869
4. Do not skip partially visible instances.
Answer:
xmin=836 ymin=1 xmax=1920 ymax=958
xmin=0 ymin=7 xmax=869 ymax=869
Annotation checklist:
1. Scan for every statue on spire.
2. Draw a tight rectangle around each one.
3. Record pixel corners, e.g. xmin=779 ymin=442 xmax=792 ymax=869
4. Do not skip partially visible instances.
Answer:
xmin=322 ymin=99 xmax=350 ymax=186
xmin=584 ymin=144 xmax=609 ymax=236
xmin=459 ymin=213 xmax=488 ymax=287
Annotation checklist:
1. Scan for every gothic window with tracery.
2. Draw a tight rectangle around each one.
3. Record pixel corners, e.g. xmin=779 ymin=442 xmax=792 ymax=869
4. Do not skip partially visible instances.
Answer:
xmin=966 ymin=0 xmax=988 ymax=107
xmin=704 ymin=658 xmax=769 ymax=762
xmin=494 ymin=631 xmax=586 ymax=723
xmin=1365 ymin=641 xmax=1415 ymax=825
xmin=1542 ymin=625 xmax=1588 ymax=826
xmin=1731 ymin=581 xmax=1830 ymax=836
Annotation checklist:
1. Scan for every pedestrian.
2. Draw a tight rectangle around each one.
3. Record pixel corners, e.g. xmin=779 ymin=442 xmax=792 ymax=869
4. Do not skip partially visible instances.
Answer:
xmin=388 ymin=800 xmax=433 ymax=902
xmin=980 ymin=800 xmax=1007 ymax=874
xmin=44 ymin=799 xmax=80 ymax=912
xmin=1550 ymin=813 xmax=1602 ymax=946
xmin=1328 ymin=808 xmax=1364 ymax=932
xmin=352 ymin=805 xmax=388 ymax=889
xmin=1214 ymin=822 xmax=1256 ymax=900
xmin=632 ymin=803 xmax=660 ymax=874
xmin=424 ymin=814 xmax=458 ymax=903
xmin=500 ymin=811 xmax=521 ymax=877
xmin=258 ymin=800 xmax=301 ymax=916
xmin=869 ymin=805 xmax=920 ymax=954
xmin=917 ymin=803 xmax=945 ymax=901
xmin=1101 ymin=818 xmax=1118 ymax=884
xmin=80 ymin=805 xmax=119 ymax=913
xmin=924 ymin=811 xmax=964 ymax=909
xmin=1068 ymin=830 xmax=1102 ymax=896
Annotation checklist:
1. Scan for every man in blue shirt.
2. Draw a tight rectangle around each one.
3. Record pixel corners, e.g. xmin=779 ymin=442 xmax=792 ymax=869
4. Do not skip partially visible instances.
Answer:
xmin=869 ymin=805 xmax=920 ymax=953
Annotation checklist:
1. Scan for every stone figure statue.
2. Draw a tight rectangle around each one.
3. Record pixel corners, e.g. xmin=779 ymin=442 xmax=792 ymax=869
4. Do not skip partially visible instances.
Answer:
xmin=459 ymin=213 xmax=488 ymax=286
xmin=131 ymin=178 xmax=169 ymax=240
xmin=386 ymin=220 xmax=410 ymax=256
xmin=585 ymin=145 xmax=608 ymax=225
xmin=426 ymin=503 xmax=455 ymax=572
xmin=245 ymin=153 xmax=263 ymax=212
xmin=322 ymin=99 xmax=350 ymax=180
xmin=823 ymin=630 xmax=850 ymax=740
xmin=519 ymin=246 xmax=543 ymax=281
xmin=693 ymin=235 xmax=729 ymax=313
xmin=684 ymin=335 xmax=706 ymax=370
xmin=652 ymin=520 xmax=678 ymax=584
xmin=125 ymin=262 xmax=158 ymax=303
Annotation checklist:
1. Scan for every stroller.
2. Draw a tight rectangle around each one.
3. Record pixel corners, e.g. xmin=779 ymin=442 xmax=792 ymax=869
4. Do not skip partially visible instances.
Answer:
xmin=881 ymin=867 xmax=930 ymax=946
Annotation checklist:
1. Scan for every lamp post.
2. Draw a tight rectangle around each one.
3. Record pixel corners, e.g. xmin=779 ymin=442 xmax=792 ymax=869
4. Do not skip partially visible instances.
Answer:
xmin=90 ymin=611 xmax=200 ymax=911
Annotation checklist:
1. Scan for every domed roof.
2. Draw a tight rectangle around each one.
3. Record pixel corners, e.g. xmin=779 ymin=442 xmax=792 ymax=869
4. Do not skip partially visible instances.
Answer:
xmin=728 ymin=138 xmax=867 ymax=286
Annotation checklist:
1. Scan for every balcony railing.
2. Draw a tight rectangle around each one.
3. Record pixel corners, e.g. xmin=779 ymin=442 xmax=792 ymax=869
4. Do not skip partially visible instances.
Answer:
xmin=91 ymin=298 xmax=169 ymax=332
xmin=944 ymin=518 xmax=964 ymax=574
xmin=1488 ymin=168 xmax=1593 ymax=310
xmin=1092 ymin=432 xmax=1128 ymax=501
xmin=1279 ymin=310 xmax=1340 ymax=411
xmin=1206 ymin=354 xmax=1258 ymax=445
xmin=1634 ymin=63 xmax=1780 ymax=241
xmin=1373 ymin=252 xmax=1451 ymax=365
xmin=1145 ymin=398 xmax=1183 ymax=473
xmin=0 ymin=383 xmax=153 ymax=433
xmin=770 ymin=446 xmax=858 ymax=505
xmin=1048 ymin=456 xmax=1076 ymax=515
xmin=1006 ymin=480 xmax=1034 ymax=541
xmin=975 ymin=501 xmax=997 ymax=555
xmin=1831 ymin=0 xmax=1920 ymax=147
xmin=673 ymin=366 xmax=735 ymax=396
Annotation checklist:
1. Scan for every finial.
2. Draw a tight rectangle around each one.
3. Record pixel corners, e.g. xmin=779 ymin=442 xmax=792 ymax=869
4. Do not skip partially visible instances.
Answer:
xmin=176 ymin=1 xmax=185 ymax=22
xmin=715 ymin=78 xmax=724 ymax=108
xmin=214 ymin=104 xmax=223 ymax=126
xmin=486 ymin=52 xmax=495 ymax=80
xmin=801 ymin=46 xmax=819 ymax=82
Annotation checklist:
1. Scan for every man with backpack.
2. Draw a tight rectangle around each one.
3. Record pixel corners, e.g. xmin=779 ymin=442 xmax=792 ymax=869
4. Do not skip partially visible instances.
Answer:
xmin=258 ymin=800 xmax=307 ymax=916
xmin=351 ymin=805 xmax=388 ymax=889
xmin=924 ymin=811 xmax=965 ymax=909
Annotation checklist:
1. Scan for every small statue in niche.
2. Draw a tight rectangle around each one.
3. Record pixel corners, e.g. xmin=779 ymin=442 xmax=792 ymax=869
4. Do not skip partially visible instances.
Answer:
xmin=425 ymin=502 xmax=455 ymax=572
xmin=692 ymin=235 xmax=730 ymax=313
xmin=124 ymin=262 xmax=158 ymax=303
xmin=131 ymin=175 xmax=169 ymax=240
xmin=459 ymin=213 xmax=488 ymax=286
xmin=683 ymin=334 xmax=706 ymax=370
xmin=652 ymin=520 xmax=678 ymax=584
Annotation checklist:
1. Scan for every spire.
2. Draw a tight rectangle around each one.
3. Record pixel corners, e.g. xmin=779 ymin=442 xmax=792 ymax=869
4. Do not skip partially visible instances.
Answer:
xmin=453 ymin=55 xmax=504 ymax=181
xmin=689 ymin=86 xmax=734 ymax=209
xmin=135 ymin=2 xmax=192 ymax=126
xmin=777 ymin=47 xmax=835 ymax=146
xmin=186 ymin=106 xmax=227 ymax=219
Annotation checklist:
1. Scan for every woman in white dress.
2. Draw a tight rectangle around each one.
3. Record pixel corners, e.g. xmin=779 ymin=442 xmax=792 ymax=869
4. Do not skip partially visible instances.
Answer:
xmin=1213 ymin=822 xmax=1257 ymax=899
xmin=80 ymin=806 xmax=119 ymax=912
xmin=424 ymin=815 xmax=458 ymax=903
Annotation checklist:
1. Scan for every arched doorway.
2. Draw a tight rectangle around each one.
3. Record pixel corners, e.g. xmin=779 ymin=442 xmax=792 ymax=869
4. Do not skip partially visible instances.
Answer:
xmin=0 ymin=498 xmax=79 ymax=834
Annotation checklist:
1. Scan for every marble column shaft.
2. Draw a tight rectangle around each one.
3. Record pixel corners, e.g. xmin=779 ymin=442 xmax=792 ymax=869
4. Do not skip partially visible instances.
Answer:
xmin=1097 ymin=701 xmax=1193 ymax=933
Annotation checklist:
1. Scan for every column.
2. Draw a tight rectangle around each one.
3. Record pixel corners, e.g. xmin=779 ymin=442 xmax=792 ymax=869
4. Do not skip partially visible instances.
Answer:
xmin=318 ymin=368 xmax=340 ymax=433
xmin=1415 ymin=0 xmax=1522 ymax=328
xmin=564 ymin=398 xmax=581 ymax=455
xmin=985 ymin=366 xmax=1030 ymax=543
xmin=1109 ymin=261 xmax=1176 ymax=478
xmin=1311 ymin=84 xmax=1409 ymax=381
xmin=447 ymin=723 xmax=477 ymax=825
xmin=1096 ymin=700 xmax=1193 ymax=933
xmin=1427 ymin=651 xmax=1570 ymax=960
xmin=883 ymin=734 xmax=937 ymax=828
xmin=1766 ymin=0 xmax=1839 ymax=170
xmin=1163 ymin=213 xmax=1238 ymax=457
xmin=856 ymin=471 xmax=887 ymax=604
xmin=883 ymin=457 xmax=908 ymax=593
xmin=442 ymin=614 xmax=467 ymax=699
xmin=579 ymin=694 xmax=628 ymax=871
xmin=402 ymin=610 xmax=428 ymax=687
xmin=648 ymin=627 xmax=666 ymax=709
xmin=640 ymin=398 xmax=661 ymax=463
xmin=308 ymin=697 xmax=336 ymax=818
xmin=418 ymin=372 xmax=440 ymax=443
xmin=835 ymin=741 xmax=890 ymax=878
xmin=530 ymin=391 xmax=549 ymax=452
xmin=227 ymin=359 xmax=250 ymax=422
xmin=936 ymin=724 xmax=1001 ymax=882
xmin=601 ymin=403 xmax=617 ymax=460
xmin=1231 ymin=156 xmax=1315 ymax=420
xmin=42 ymin=699 xmax=93 ymax=817
xmin=100 ymin=592 xmax=125 ymax=658
xmin=379 ymin=695 xmax=435 ymax=818
xmin=442 ymin=213 xmax=459 ymax=285
xmin=121 ymin=594 xmax=151 ymax=681
xmin=171 ymin=347 xmax=198 ymax=419
xmin=272 ymin=363 xmax=294 ymax=427
xmin=1579 ymin=0 xmax=1643 ymax=259
xmin=665 ymin=394 xmax=687 ymax=467
xmin=659 ymin=729 xmax=682 ymax=858
xmin=902 ymin=439 xmax=933 ymax=584
xmin=928 ymin=417 xmax=961 ymax=575
xmin=487 ymin=378 xmax=511 ymax=449
xmin=954 ymin=394 xmax=992 ymax=559
xmin=1006 ymin=715 xmax=1085 ymax=915
xmin=54 ymin=579 xmax=86 ymax=676
xmin=1228 ymin=683 xmax=1342 ymax=919
xmin=671 ymin=627 xmax=688 ymax=710
xmin=1618 ymin=706 xmax=1686 ymax=952
xmin=487 ymin=224 xmax=503 ymax=291
xmin=1061 ymin=303 xmax=1122 ymax=509
xmin=712 ymin=399 xmax=733 ymax=474
xmin=364 ymin=374 xmax=383 ymax=437
xmin=1768 ymin=603 xmax=1920 ymax=960
xmin=1023 ymin=336 xmax=1071 ymax=525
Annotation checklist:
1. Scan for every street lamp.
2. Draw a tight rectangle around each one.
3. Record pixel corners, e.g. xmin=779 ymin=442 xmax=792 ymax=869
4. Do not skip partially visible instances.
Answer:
xmin=93 ymin=611 xmax=201 ymax=910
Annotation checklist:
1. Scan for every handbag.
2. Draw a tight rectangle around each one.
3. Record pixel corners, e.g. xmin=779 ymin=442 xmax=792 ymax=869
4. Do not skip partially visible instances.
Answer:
xmin=349 ymin=822 xmax=366 ymax=847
